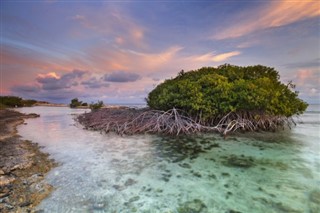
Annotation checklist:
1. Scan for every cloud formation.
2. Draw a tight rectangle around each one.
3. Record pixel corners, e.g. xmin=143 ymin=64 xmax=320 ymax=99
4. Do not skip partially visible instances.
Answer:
xmin=81 ymin=77 xmax=109 ymax=89
xmin=36 ymin=70 xmax=86 ymax=90
xmin=71 ymin=5 xmax=145 ymax=49
xmin=213 ymin=1 xmax=320 ymax=39
xmin=192 ymin=51 xmax=241 ymax=62
xmin=284 ymin=58 xmax=320 ymax=69
xmin=104 ymin=71 xmax=141 ymax=83
xmin=11 ymin=85 xmax=40 ymax=93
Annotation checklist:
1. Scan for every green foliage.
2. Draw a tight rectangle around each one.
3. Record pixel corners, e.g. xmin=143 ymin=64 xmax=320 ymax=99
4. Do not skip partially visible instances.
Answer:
xmin=0 ymin=96 xmax=23 ymax=107
xmin=0 ymin=103 xmax=7 ymax=109
xmin=90 ymin=100 xmax=104 ymax=111
xmin=0 ymin=96 xmax=37 ymax=108
xmin=69 ymin=98 xmax=89 ymax=108
xmin=70 ymin=98 xmax=82 ymax=108
xmin=147 ymin=64 xmax=308 ymax=120
xmin=21 ymin=99 xmax=37 ymax=107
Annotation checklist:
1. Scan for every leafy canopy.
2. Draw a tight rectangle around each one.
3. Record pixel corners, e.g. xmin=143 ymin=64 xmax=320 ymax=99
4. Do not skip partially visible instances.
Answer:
xmin=147 ymin=64 xmax=308 ymax=119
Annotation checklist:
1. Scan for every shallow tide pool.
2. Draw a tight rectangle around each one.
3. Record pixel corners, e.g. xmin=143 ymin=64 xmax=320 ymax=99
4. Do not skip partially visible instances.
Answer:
xmin=17 ymin=106 xmax=320 ymax=213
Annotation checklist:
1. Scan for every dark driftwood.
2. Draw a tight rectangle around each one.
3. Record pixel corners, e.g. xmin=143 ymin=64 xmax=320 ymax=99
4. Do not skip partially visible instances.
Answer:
xmin=77 ymin=108 xmax=294 ymax=136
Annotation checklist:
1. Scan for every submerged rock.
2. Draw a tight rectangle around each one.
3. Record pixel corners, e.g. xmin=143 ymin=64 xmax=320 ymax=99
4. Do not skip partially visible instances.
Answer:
xmin=179 ymin=163 xmax=192 ymax=169
xmin=91 ymin=201 xmax=107 ymax=210
xmin=309 ymin=189 xmax=320 ymax=213
xmin=309 ymin=189 xmax=320 ymax=203
xmin=177 ymin=199 xmax=208 ymax=213
xmin=274 ymin=202 xmax=302 ymax=213
xmin=128 ymin=196 xmax=140 ymax=203
xmin=222 ymin=155 xmax=255 ymax=168
xmin=192 ymin=172 xmax=202 ymax=178
xmin=124 ymin=178 xmax=137 ymax=187
xmin=226 ymin=210 xmax=242 ymax=213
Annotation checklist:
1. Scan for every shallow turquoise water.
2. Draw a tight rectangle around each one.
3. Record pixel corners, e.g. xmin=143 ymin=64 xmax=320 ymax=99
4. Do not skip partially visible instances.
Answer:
xmin=17 ymin=106 xmax=320 ymax=213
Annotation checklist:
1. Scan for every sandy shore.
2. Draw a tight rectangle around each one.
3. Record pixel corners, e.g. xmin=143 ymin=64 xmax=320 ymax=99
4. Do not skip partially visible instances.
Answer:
xmin=0 ymin=109 xmax=57 ymax=212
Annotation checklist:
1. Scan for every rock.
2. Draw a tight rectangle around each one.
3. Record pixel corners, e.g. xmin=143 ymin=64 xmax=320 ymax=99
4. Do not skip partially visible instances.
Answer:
xmin=112 ymin=184 xmax=124 ymax=191
xmin=204 ymin=143 xmax=220 ymax=150
xmin=192 ymin=172 xmax=202 ymax=178
xmin=208 ymin=174 xmax=216 ymax=179
xmin=179 ymin=163 xmax=192 ymax=169
xmin=19 ymin=201 xmax=31 ymax=207
xmin=178 ymin=199 xmax=208 ymax=213
xmin=227 ymin=210 xmax=241 ymax=213
xmin=172 ymin=156 xmax=186 ymax=163
xmin=0 ymin=191 xmax=9 ymax=198
xmin=0 ymin=110 xmax=56 ymax=213
xmin=309 ymin=189 xmax=320 ymax=203
xmin=156 ymin=189 xmax=163 ymax=193
xmin=223 ymin=155 xmax=255 ymax=168
xmin=221 ymin=172 xmax=230 ymax=177
xmin=0 ymin=175 xmax=15 ymax=186
xmin=161 ymin=172 xmax=172 ymax=182
xmin=29 ymin=181 xmax=52 ymax=196
xmin=128 ymin=196 xmax=140 ymax=203
xmin=274 ymin=202 xmax=301 ymax=213
xmin=26 ymin=174 xmax=43 ymax=185
xmin=91 ymin=201 xmax=106 ymax=210
xmin=124 ymin=178 xmax=137 ymax=187
xmin=4 ymin=203 xmax=14 ymax=210
xmin=162 ymin=177 xmax=170 ymax=182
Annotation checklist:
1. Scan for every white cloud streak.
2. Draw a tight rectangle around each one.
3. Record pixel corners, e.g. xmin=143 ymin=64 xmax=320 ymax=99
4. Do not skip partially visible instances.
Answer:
xmin=192 ymin=51 xmax=241 ymax=62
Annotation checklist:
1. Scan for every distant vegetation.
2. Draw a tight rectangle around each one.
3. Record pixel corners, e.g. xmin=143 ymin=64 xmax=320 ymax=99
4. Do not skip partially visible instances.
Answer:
xmin=0 ymin=96 xmax=38 ymax=109
xmin=90 ymin=101 xmax=104 ymax=111
xmin=69 ymin=98 xmax=103 ymax=111
xmin=69 ymin=98 xmax=88 ymax=108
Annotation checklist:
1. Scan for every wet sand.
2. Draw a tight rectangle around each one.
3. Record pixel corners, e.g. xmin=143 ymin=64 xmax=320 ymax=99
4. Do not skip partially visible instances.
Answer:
xmin=0 ymin=109 xmax=57 ymax=212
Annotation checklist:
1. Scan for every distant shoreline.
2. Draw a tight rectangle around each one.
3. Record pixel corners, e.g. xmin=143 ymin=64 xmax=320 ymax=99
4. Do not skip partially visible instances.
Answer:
xmin=33 ymin=103 xmax=68 ymax=107
xmin=33 ymin=103 xmax=146 ymax=109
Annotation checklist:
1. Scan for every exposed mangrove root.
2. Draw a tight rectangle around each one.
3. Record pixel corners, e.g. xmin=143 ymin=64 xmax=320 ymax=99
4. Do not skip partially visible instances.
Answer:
xmin=77 ymin=108 xmax=295 ymax=136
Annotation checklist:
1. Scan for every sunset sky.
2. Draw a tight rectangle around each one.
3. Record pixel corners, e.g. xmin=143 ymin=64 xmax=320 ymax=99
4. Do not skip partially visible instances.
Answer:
xmin=1 ymin=0 xmax=319 ymax=104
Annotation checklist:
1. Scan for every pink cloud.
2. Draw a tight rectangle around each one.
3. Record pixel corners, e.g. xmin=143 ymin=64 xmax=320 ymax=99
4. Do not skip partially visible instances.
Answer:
xmin=296 ymin=69 xmax=314 ymax=83
xmin=37 ymin=72 xmax=60 ymax=79
xmin=290 ymin=69 xmax=320 ymax=100
xmin=85 ymin=44 xmax=183 ymax=74
xmin=190 ymin=51 xmax=241 ymax=63
xmin=70 ymin=5 xmax=146 ymax=48
xmin=213 ymin=1 xmax=320 ymax=40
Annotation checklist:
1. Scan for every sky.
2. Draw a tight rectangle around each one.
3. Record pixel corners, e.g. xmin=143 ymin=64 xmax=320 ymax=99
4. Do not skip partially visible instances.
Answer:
xmin=1 ymin=0 xmax=319 ymax=104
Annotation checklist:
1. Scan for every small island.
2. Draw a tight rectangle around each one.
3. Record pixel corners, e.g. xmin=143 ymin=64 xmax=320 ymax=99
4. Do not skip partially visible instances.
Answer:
xmin=78 ymin=64 xmax=308 ymax=136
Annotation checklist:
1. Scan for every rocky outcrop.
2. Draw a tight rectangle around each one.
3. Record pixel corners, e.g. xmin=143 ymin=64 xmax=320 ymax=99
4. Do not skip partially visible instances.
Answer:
xmin=0 ymin=109 xmax=56 ymax=212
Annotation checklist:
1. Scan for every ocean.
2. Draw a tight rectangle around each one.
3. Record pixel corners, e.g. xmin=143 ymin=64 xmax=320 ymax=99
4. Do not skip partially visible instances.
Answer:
xmin=16 ymin=105 xmax=320 ymax=212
